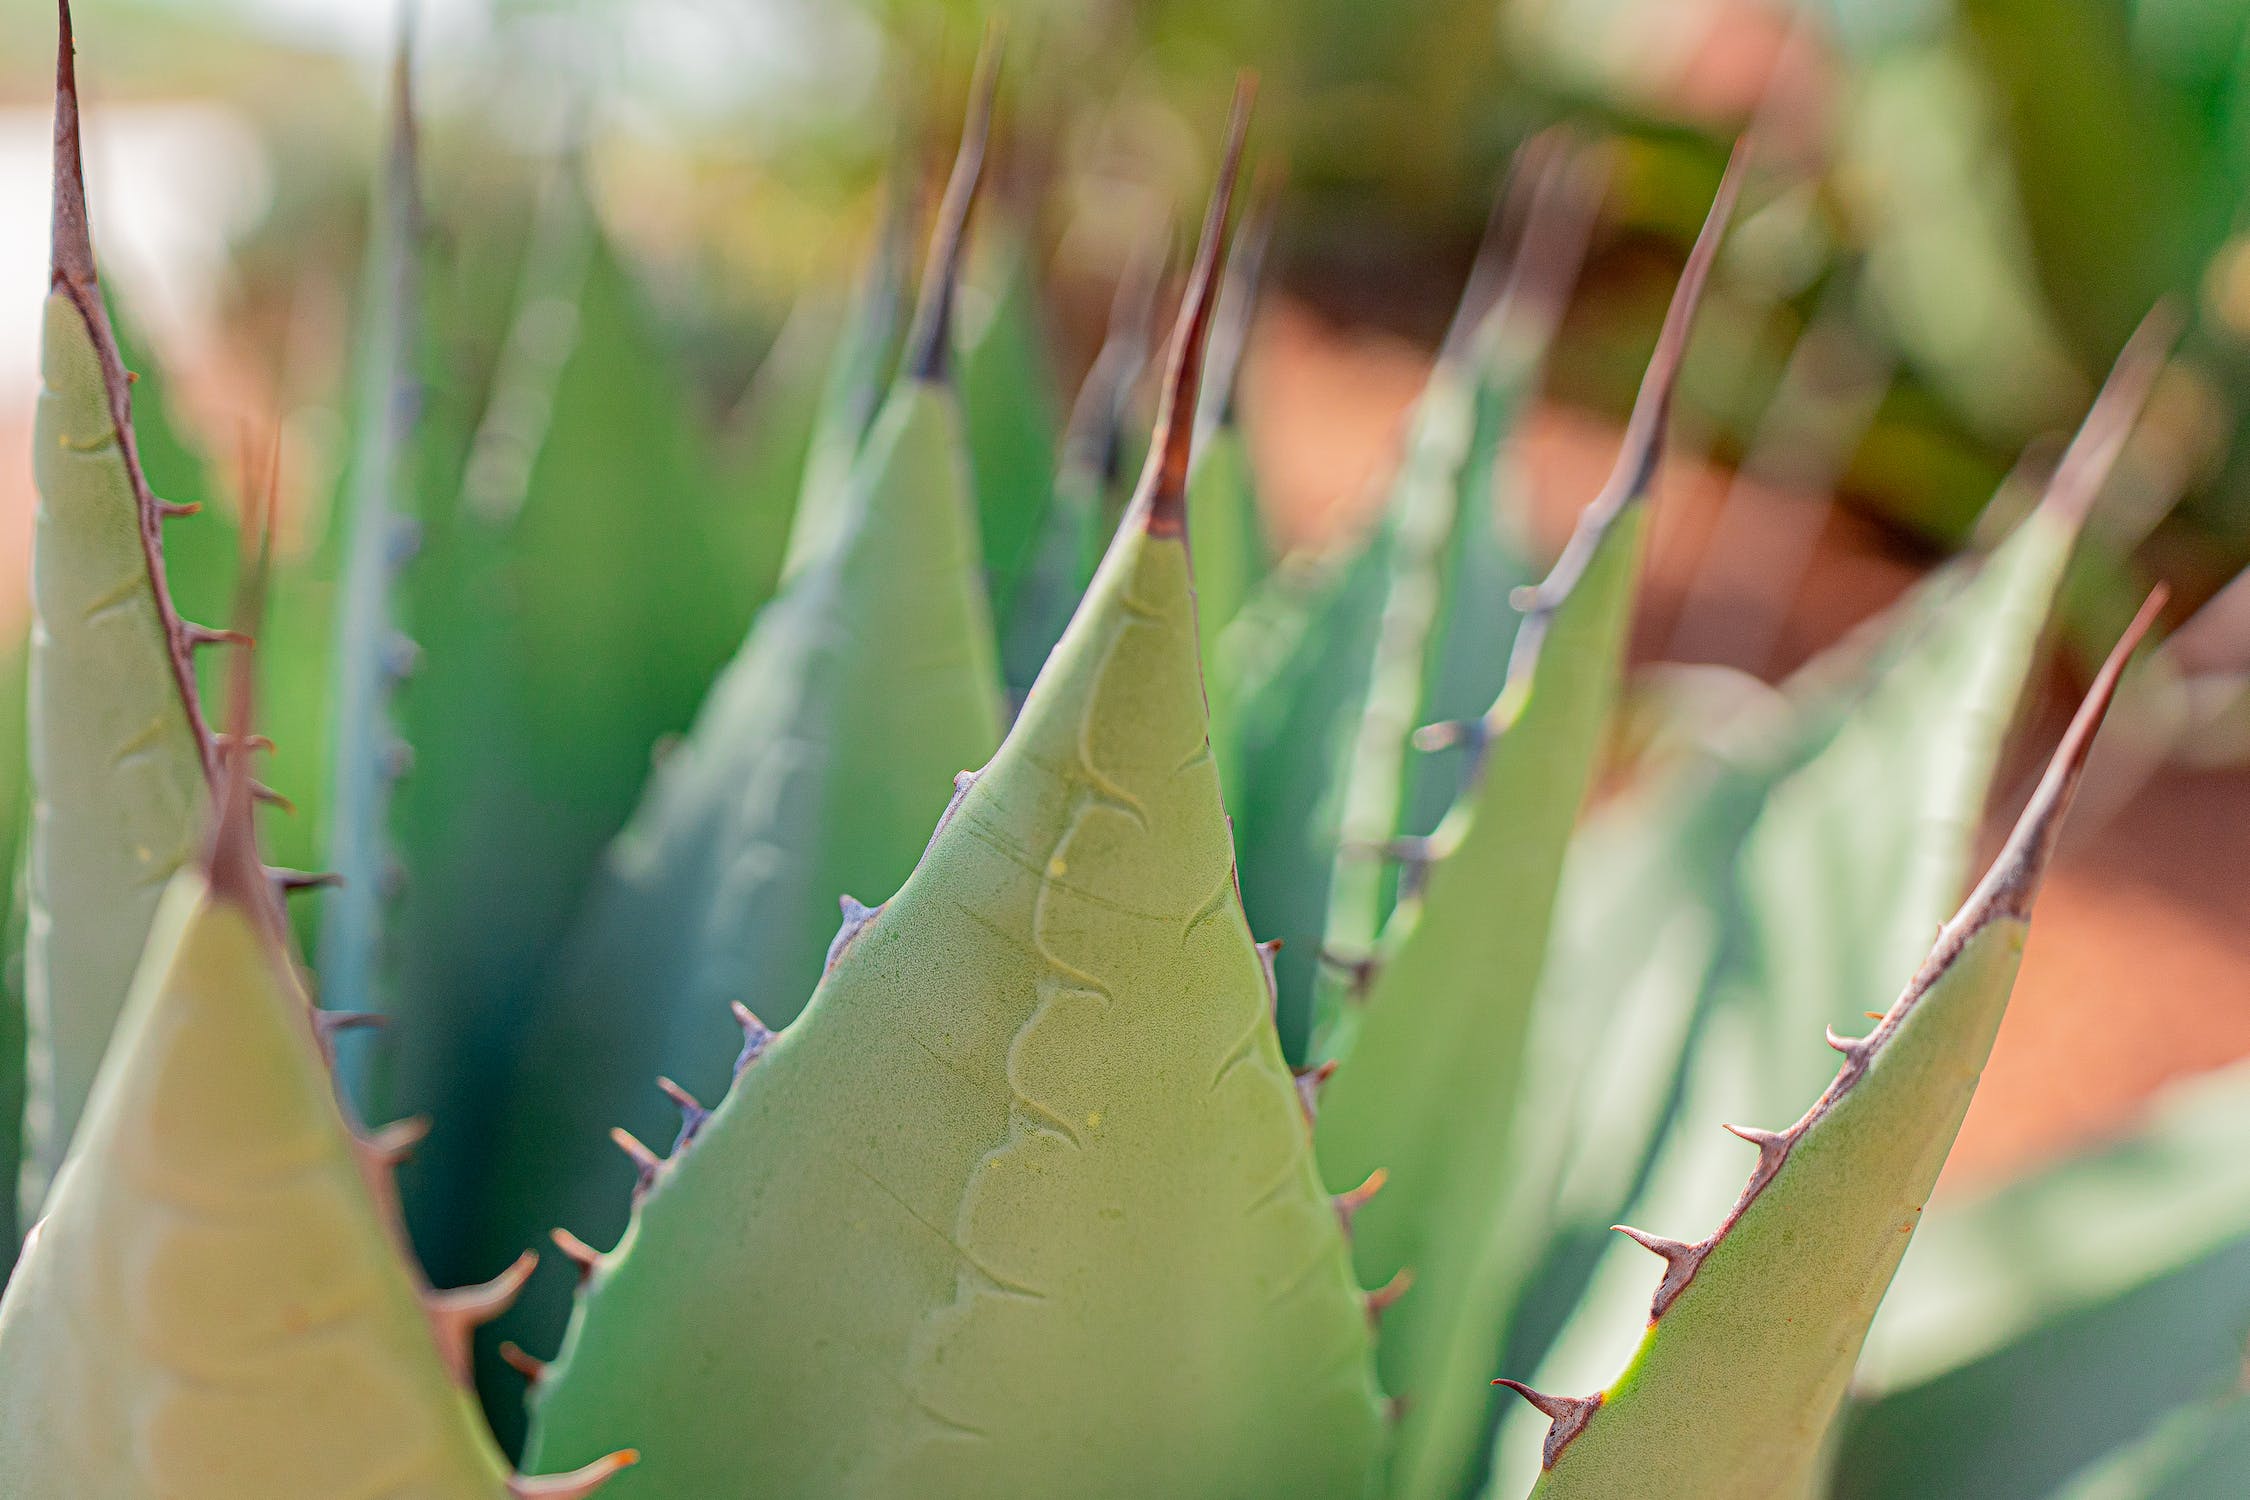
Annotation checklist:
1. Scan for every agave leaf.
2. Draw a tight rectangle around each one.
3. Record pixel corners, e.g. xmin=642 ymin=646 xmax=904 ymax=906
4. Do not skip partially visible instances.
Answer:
xmin=958 ymin=217 xmax=1062 ymax=620
xmin=1188 ymin=423 xmax=1267 ymax=674
xmin=1223 ymin=142 xmax=1596 ymax=1066
xmin=0 ymin=647 xmax=28 ymax=1263
xmin=526 ymin=86 xmax=1386 ymax=1500
xmin=473 ymin=56 xmax=1010 ymax=1377
xmin=712 ymin=295 xmax=841 ymax=603
xmin=999 ymin=221 xmax=1164 ymax=698
xmin=318 ymin=43 xmax=437 ymax=1068
xmin=1313 ymin=138 xmax=1602 ymax=1020
xmin=387 ymin=160 xmax=774 ymax=1311
xmin=1499 ymin=596 xmax=2159 ymax=1500
xmin=21 ymin=11 xmax=219 ymax=1211
xmin=1829 ymin=1059 xmax=2250 ymax=1500
xmin=775 ymin=168 xmax=916 ymax=581
xmin=2050 ymin=1394 xmax=2250 ymax=1500
xmin=1220 ymin=522 xmax=1392 ymax=1063
xmin=1186 ymin=187 xmax=1277 ymax=710
xmin=1310 ymin=152 xmax=1736 ymax=1500
xmin=0 ymin=622 xmax=633 ymax=1498
xmin=1505 ymin=315 xmax=2176 ymax=1464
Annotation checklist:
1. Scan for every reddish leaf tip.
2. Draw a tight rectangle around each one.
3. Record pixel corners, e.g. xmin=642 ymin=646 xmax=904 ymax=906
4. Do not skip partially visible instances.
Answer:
xmin=1137 ymin=72 xmax=1255 ymax=538
xmin=2037 ymin=302 xmax=2180 ymax=532
xmin=901 ymin=24 xmax=1004 ymax=383
xmin=1961 ymin=584 xmax=2167 ymax=926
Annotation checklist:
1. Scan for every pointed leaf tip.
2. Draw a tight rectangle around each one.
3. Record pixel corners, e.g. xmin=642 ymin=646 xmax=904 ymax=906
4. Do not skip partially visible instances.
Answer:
xmin=43 ymin=0 xmax=225 ymax=787
xmin=51 ymin=0 xmax=92 ymax=294
xmin=1139 ymin=72 xmax=1255 ymax=538
xmin=2034 ymin=301 xmax=2179 ymax=531
xmin=1492 ymin=1381 xmax=1604 ymax=1468
xmin=902 ymin=22 xmax=1004 ymax=383
xmin=1962 ymin=585 xmax=2165 ymax=926
xmin=1602 ymin=135 xmax=1744 ymax=516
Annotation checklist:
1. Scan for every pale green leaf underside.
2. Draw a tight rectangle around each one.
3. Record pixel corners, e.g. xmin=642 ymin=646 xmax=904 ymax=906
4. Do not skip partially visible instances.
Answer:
xmin=528 ymin=517 xmax=1382 ymax=1500
xmin=1509 ymin=500 xmax=2094 ymax=1484
xmin=0 ymin=872 xmax=512 ymax=1498
xmin=24 ymin=290 xmax=208 ymax=1211
xmin=1528 ymin=918 xmax=2029 ymax=1500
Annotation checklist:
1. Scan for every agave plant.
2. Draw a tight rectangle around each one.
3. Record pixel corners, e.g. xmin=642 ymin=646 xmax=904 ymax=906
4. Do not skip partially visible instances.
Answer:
xmin=1 ymin=7 xmax=2240 ymax=1500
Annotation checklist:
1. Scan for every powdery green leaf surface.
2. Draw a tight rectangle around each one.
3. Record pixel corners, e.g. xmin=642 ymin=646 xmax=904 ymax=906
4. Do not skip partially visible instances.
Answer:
xmin=1502 ymin=313 xmax=2174 ymax=1484
xmin=1314 ymin=139 xmax=1595 ymax=1006
xmin=482 ymin=69 xmax=1010 ymax=1323
xmin=775 ymin=175 xmax=915 ymax=582
xmin=957 ymin=223 xmax=1061 ymax=620
xmin=1831 ymin=1059 xmax=2250 ymax=1500
xmin=526 ymin=88 xmax=1386 ymax=1500
xmin=1187 ymin=420 xmax=1267 ymax=677
xmin=385 ymin=164 xmax=775 ymax=1310
xmin=319 ymin=48 xmax=438 ymax=1042
xmin=1221 ymin=525 xmax=1392 ymax=1063
xmin=0 ymin=643 xmax=633 ymax=1499
xmin=1223 ymin=145 xmax=1595 ymax=1066
xmin=1503 ymin=594 xmax=2159 ymax=1500
xmin=22 ymin=20 xmax=216 ymax=1210
xmin=0 ymin=882 xmax=514 ymax=1496
xmin=999 ymin=225 xmax=1162 ymax=699
xmin=1312 ymin=153 xmax=1737 ymax=1500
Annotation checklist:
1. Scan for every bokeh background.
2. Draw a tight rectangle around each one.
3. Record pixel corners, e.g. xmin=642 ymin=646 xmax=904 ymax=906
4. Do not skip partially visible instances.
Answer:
xmin=2 ymin=0 xmax=2247 ymax=1213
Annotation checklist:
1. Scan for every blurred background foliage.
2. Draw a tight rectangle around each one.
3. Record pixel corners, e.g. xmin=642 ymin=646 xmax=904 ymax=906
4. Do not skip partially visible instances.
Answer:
xmin=4 ymin=0 xmax=2249 ymax=576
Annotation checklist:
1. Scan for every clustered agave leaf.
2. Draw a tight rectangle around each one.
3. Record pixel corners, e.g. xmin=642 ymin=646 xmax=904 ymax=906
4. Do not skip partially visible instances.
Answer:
xmin=1500 ymin=591 xmax=2161 ymax=1498
xmin=3 ymin=6 xmax=2237 ymax=1500
xmin=21 ymin=3 xmax=223 ymax=1213
xmin=485 ymin=43 xmax=1011 ymax=1306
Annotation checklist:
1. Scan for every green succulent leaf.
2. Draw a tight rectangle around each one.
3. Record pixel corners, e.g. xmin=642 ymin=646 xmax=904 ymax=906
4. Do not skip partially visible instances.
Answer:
xmin=21 ymin=21 xmax=218 ymax=1212
xmin=1223 ymin=143 xmax=1594 ymax=1067
xmin=1505 ymin=311 xmax=2174 ymax=1479
xmin=999 ymin=224 xmax=1163 ymax=699
xmin=1220 ymin=518 xmax=1392 ymax=1062
xmin=2051 ymin=1393 xmax=2250 ymax=1500
xmin=1312 ymin=139 xmax=1596 ymax=1006
xmin=1311 ymin=151 xmax=1736 ymax=1500
xmin=1185 ymin=184 xmax=1276 ymax=691
xmin=382 ymin=149 xmax=787 ymax=1419
xmin=775 ymin=169 xmax=916 ymax=582
xmin=318 ymin=47 xmax=439 ymax=1059
xmin=958 ymin=219 xmax=1062 ymax=622
xmin=1832 ymin=1058 xmax=2250 ymax=1500
xmin=0 ymin=638 xmax=633 ymax=1500
xmin=1499 ymin=593 xmax=2159 ymax=1500
xmin=525 ymin=88 xmax=1387 ymax=1500
xmin=474 ymin=59 xmax=1010 ymax=1375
